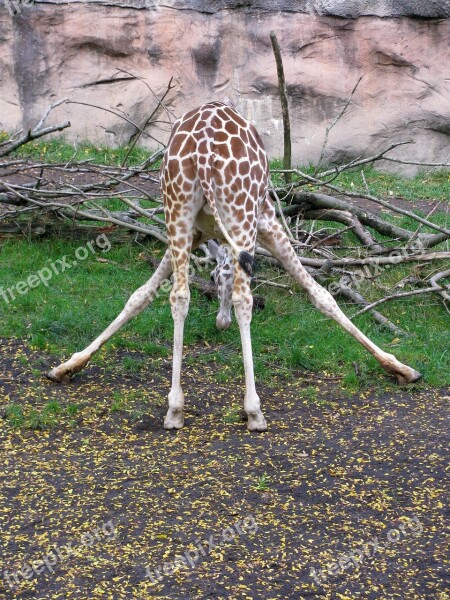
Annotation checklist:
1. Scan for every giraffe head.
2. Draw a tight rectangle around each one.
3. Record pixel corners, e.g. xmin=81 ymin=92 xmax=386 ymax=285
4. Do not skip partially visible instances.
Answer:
xmin=208 ymin=240 xmax=234 ymax=331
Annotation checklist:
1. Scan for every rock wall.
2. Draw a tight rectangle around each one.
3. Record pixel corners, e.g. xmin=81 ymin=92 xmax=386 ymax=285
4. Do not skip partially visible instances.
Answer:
xmin=0 ymin=0 xmax=449 ymax=171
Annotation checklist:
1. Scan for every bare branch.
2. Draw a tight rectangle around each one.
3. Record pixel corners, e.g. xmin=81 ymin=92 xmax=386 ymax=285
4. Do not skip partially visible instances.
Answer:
xmin=337 ymin=279 xmax=405 ymax=335
xmin=66 ymin=100 xmax=164 ymax=146
xmin=315 ymin=75 xmax=364 ymax=173
xmin=352 ymin=285 xmax=450 ymax=317
xmin=121 ymin=76 xmax=175 ymax=166
xmin=0 ymin=122 xmax=71 ymax=158
xmin=282 ymin=169 xmax=450 ymax=237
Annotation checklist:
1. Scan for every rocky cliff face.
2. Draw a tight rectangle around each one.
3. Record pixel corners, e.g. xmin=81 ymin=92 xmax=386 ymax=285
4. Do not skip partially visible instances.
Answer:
xmin=1 ymin=1 xmax=449 ymax=171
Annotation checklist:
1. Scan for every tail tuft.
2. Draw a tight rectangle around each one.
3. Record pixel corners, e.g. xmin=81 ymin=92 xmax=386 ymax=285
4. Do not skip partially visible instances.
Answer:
xmin=238 ymin=251 xmax=255 ymax=277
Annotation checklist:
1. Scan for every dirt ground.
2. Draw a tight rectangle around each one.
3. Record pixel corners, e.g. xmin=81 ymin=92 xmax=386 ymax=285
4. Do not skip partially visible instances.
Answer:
xmin=0 ymin=337 xmax=449 ymax=600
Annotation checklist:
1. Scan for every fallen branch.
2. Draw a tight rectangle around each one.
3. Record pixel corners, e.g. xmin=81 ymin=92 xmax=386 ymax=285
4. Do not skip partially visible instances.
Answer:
xmin=282 ymin=169 xmax=450 ymax=237
xmin=301 ymin=208 xmax=385 ymax=253
xmin=0 ymin=122 xmax=71 ymax=158
xmin=336 ymin=280 xmax=405 ymax=335
xmin=283 ymin=192 xmax=448 ymax=249
xmin=352 ymin=285 xmax=450 ymax=317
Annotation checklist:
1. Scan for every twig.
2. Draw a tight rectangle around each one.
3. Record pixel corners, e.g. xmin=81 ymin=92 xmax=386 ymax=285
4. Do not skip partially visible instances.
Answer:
xmin=121 ymin=76 xmax=175 ymax=166
xmin=34 ymin=98 xmax=68 ymax=132
xmin=252 ymin=277 xmax=293 ymax=292
xmin=337 ymin=280 xmax=405 ymax=334
xmin=315 ymin=75 xmax=363 ymax=173
xmin=352 ymin=285 xmax=450 ymax=317
xmin=66 ymin=100 xmax=163 ymax=146
xmin=382 ymin=157 xmax=450 ymax=168
xmin=271 ymin=184 xmax=295 ymax=242
xmin=273 ymin=141 xmax=414 ymax=188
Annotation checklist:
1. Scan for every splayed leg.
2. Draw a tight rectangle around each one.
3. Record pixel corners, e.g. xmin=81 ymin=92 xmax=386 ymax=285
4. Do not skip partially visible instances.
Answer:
xmin=47 ymin=250 xmax=173 ymax=383
xmin=258 ymin=215 xmax=421 ymax=385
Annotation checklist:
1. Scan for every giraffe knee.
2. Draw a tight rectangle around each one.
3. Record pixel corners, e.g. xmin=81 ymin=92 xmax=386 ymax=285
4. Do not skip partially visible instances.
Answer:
xmin=232 ymin=290 xmax=253 ymax=322
xmin=170 ymin=288 xmax=190 ymax=319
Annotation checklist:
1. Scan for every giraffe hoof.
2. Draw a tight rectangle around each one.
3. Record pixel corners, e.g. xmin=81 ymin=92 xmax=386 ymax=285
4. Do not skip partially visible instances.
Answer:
xmin=395 ymin=369 xmax=422 ymax=385
xmin=247 ymin=411 xmax=267 ymax=432
xmin=164 ymin=410 xmax=184 ymax=430
xmin=46 ymin=368 xmax=72 ymax=384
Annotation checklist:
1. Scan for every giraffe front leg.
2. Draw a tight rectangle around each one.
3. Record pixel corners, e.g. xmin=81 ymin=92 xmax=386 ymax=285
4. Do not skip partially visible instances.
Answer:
xmin=233 ymin=267 xmax=267 ymax=431
xmin=258 ymin=218 xmax=422 ymax=385
xmin=47 ymin=250 xmax=172 ymax=383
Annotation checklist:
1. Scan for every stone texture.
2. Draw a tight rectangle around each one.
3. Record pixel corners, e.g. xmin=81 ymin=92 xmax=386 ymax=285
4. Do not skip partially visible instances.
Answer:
xmin=0 ymin=1 xmax=449 ymax=171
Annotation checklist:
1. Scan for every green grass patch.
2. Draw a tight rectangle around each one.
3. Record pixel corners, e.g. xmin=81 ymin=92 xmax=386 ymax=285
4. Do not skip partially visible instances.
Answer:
xmin=9 ymin=137 xmax=157 ymax=168
xmin=2 ymin=400 xmax=80 ymax=430
xmin=0 ymin=232 xmax=448 ymax=387
xmin=0 ymin=144 xmax=448 ymax=387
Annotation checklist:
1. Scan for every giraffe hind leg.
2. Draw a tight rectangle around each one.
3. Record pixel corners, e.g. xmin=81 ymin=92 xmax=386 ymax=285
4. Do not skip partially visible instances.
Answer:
xmin=163 ymin=238 xmax=195 ymax=429
xmin=232 ymin=261 xmax=267 ymax=431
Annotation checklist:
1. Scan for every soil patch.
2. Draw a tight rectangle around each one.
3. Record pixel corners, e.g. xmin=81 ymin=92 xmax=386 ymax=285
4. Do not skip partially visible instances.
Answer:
xmin=0 ymin=337 xmax=449 ymax=599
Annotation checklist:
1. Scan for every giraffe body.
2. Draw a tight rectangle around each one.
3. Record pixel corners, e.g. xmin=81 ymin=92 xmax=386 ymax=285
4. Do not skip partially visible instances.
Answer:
xmin=47 ymin=102 xmax=421 ymax=430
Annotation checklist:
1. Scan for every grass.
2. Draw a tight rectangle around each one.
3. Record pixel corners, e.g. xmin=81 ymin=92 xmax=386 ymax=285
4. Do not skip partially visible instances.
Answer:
xmin=0 ymin=142 xmax=448 ymax=388
xmin=2 ymin=400 xmax=81 ymax=430
xmin=270 ymin=159 xmax=450 ymax=202
xmin=0 ymin=232 xmax=448 ymax=387
xmin=1 ymin=135 xmax=155 ymax=168
xmin=253 ymin=473 xmax=270 ymax=491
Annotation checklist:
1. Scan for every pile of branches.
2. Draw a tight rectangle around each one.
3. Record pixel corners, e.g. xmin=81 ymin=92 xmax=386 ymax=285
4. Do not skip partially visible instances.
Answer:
xmin=266 ymin=156 xmax=450 ymax=333
xmin=1 ymin=92 xmax=449 ymax=334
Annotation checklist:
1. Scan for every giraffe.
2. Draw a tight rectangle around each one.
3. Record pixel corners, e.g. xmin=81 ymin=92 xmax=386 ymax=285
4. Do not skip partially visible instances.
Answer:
xmin=47 ymin=101 xmax=421 ymax=430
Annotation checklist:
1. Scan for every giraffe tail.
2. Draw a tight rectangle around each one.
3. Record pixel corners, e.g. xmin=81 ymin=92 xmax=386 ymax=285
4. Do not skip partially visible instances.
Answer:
xmin=198 ymin=152 xmax=255 ymax=276
xmin=237 ymin=251 xmax=255 ymax=277
xmin=203 ymin=190 xmax=255 ymax=277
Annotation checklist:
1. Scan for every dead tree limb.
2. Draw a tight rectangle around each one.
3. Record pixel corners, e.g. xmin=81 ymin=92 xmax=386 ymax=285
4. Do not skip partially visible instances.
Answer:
xmin=301 ymin=209 xmax=385 ymax=253
xmin=283 ymin=169 xmax=450 ymax=237
xmin=336 ymin=280 xmax=405 ymax=335
xmin=283 ymin=192 xmax=448 ymax=250
xmin=352 ymin=285 xmax=450 ymax=317
xmin=270 ymin=31 xmax=292 ymax=184
xmin=0 ymin=123 xmax=71 ymax=158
